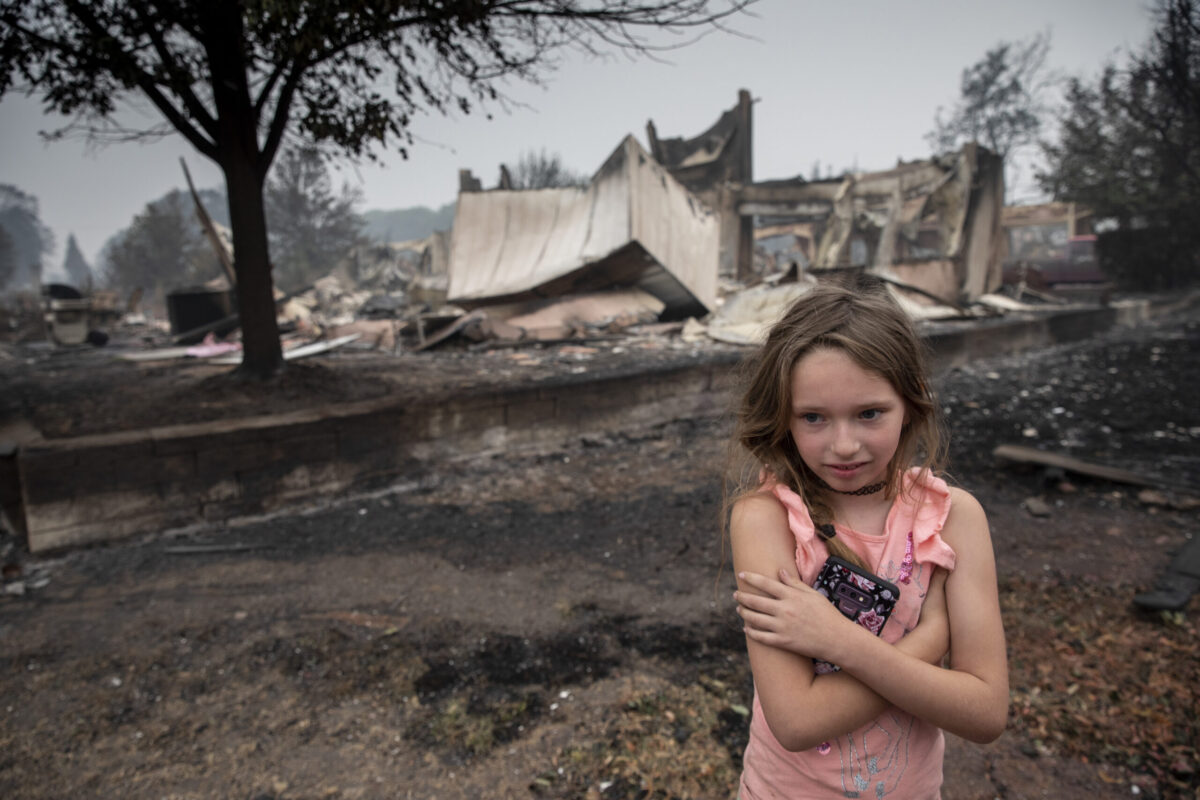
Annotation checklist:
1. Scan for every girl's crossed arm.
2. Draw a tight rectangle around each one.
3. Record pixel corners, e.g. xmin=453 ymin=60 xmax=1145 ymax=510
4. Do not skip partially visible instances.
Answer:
xmin=735 ymin=488 xmax=1009 ymax=746
xmin=730 ymin=494 xmax=953 ymax=752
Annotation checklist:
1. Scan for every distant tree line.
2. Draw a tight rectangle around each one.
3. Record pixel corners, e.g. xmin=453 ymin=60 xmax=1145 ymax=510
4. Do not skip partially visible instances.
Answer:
xmin=0 ymin=187 xmax=94 ymax=293
xmin=101 ymin=146 xmax=365 ymax=299
xmin=1037 ymin=0 xmax=1200 ymax=289
xmin=506 ymin=149 xmax=588 ymax=190
xmin=3 ymin=142 xmax=581 ymax=304
xmin=0 ymin=184 xmax=54 ymax=291
xmin=933 ymin=1 xmax=1200 ymax=290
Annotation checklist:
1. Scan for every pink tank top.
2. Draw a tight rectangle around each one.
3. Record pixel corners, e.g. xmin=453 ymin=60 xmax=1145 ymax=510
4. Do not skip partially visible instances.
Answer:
xmin=738 ymin=468 xmax=957 ymax=800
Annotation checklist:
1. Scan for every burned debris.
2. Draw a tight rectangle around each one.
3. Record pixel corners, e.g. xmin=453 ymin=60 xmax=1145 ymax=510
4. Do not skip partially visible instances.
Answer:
xmin=1000 ymin=201 xmax=1111 ymax=304
xmin=4 ymin=88 xmax=1116 ymax=364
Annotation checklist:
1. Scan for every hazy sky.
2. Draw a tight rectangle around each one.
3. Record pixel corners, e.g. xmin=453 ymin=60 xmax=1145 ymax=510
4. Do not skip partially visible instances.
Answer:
xmin=0 ymin=0 xmax=1155 ymax=271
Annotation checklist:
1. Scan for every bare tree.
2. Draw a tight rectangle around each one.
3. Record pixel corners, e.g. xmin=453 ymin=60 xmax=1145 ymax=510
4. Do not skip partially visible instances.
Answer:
xmin=928 ymin=31 xmax=1054 ymax=198
xmin=507 ymin=149 xmax=588 ymax=189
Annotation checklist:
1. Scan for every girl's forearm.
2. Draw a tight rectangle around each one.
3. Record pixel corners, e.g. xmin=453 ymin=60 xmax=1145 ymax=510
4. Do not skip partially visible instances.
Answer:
xmin=767 ymin=669 xmax=889 ymax=751
xmin=830 ymin=624 xmax=1008 ymax=742
xmin=758 ymin=626 xmax=947 ymax=751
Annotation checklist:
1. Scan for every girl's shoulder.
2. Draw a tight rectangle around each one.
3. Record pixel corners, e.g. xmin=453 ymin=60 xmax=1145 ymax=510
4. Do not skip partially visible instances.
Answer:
xmin=939 ymin=485 xmax=992 ymax=553
xmin=729 ymin=490 xmax=799 ymax=571
xmin=902 ymin=469 xmax=985 ymax=518
xmin=910 ymin=469 xmax=981 ymax=514
xmin=730 ymin=488 xmax=788 ymax=535
xmin=943 ymin=484 xmax=985 ymax=520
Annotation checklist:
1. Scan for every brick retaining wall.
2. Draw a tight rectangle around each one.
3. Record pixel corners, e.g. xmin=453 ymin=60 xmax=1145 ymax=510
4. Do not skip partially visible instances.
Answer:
xmin=13 ymin=301 xmax=1152 ymax=553
xmin=17 ymin=358 xmax=740 ymax=553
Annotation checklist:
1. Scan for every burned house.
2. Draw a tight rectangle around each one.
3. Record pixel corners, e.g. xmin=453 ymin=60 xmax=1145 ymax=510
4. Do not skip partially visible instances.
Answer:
xmin=443 ymin=89 xmax=1006 ymax=339
xmin=649 ymin=91 xmax=1006 ymax=309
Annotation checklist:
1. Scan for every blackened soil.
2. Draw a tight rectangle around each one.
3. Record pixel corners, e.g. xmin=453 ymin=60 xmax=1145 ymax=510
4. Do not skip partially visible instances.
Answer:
xmin=942 ymin=314 xmax=1200 ymax=489
xmin=1 ymin=306 xmax=1198 ymax=799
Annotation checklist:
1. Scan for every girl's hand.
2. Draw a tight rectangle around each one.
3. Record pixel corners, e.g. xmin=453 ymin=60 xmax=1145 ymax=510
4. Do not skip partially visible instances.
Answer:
xmin=734 ymin=569 xmax=853 ymax=660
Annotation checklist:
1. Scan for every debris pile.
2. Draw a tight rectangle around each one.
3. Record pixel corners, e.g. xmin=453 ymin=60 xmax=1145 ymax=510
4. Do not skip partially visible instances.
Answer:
xmin=0 ymin=89 xmax=1122 ymax=366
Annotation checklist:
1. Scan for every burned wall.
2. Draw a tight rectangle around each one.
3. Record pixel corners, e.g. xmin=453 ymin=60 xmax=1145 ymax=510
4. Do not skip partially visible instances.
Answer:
xmin=647 ymin=89 xmax=754 ymax=281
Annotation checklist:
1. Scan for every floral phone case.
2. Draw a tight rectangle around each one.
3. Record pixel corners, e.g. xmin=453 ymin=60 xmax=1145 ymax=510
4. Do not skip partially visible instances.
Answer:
xmin=812 ymin=556 xmax=900 ymax=674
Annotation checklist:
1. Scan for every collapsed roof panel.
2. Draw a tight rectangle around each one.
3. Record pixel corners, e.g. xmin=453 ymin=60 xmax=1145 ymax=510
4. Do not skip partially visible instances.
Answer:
xmin=447 ymin=136 xmax=719 ymax=318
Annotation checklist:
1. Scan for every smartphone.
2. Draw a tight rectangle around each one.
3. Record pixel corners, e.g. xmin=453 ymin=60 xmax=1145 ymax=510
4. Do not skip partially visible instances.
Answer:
xmin=812 ymin=556 xmax=899 ymax=674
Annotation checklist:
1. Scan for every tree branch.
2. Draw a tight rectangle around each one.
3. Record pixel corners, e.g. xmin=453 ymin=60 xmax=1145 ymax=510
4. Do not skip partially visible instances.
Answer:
xmin=130 ymin=0 xmax=218 ymax=139
xmin=253 ymin=61 xmax=288 ymax=124
xmin=259 ymin=62 xmax=306 ymax=176
xmin=58 ymin=0 xmax=218 ymax=159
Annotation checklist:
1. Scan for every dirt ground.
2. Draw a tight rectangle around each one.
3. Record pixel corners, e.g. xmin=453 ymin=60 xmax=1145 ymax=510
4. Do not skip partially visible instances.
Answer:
xmin=1 ymin=306 xmax=1198 ymax=799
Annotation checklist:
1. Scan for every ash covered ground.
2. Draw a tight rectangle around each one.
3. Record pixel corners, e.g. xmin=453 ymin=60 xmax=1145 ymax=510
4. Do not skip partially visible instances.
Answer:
xmin=1 ymin=305 xmax=1198 ymax=799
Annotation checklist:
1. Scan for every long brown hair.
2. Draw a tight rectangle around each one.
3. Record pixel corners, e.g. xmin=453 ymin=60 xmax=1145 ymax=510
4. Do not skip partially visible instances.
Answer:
xmin=724 ymin=273 xmax=946 ymax=570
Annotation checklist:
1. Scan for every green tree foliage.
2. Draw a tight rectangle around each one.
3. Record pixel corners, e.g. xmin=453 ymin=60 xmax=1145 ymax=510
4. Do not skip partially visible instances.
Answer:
xmin=101 ymin=191 xmax=222 ymax=297
xmin=1038 ymin=0 xmax=1200 ymax=289
xmin=0 ymin=184 xmax=54 ymax=291
xmin=928 ymin=31 xmax=1052 ymax=196
xmin=60 ymin=233 xmax=91 ymax=288
xmin=0 ymin=0 xmax=753 ymax=378
xmin=507 ymin=149 xmax=588 ymax=189
xmin=264 ymin=146 xmax=365 ymax=291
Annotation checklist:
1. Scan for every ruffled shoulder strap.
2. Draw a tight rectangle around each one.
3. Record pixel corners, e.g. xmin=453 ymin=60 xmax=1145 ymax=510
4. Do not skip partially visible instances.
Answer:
xmin=763 ymin=478 xmax=828 ymax=581
xmin=892 ymin=467 xmax=957 ymax=571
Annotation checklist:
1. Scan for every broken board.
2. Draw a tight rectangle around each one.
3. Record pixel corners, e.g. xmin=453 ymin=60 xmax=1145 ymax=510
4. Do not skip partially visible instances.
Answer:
xmin=992 ymin=444 xmax=1158 ymax=488
xmin=210 ymin=333 xmax=361 ymax=365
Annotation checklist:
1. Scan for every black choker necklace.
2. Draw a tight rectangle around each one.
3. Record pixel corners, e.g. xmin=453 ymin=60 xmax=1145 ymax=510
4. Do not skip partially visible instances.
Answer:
xmin=817 ymin=479 xmax=886 ymax=496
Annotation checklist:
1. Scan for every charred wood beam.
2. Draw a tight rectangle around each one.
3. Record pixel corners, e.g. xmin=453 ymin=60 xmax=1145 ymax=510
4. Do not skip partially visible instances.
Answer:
xmin=737 ymin=201 xmax=832 ymax=217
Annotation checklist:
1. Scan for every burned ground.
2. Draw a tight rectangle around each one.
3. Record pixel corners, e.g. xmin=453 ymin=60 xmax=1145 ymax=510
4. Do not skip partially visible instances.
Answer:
xmin=1 ymin=307 xmax=1198 ymax=799
xmin=0 ymin=331 xmax=745 ymax=440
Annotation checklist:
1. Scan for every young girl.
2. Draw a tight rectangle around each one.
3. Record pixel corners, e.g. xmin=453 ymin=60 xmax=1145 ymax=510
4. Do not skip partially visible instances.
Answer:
xmin=728 ymin=275 xmax=1008 ymax=799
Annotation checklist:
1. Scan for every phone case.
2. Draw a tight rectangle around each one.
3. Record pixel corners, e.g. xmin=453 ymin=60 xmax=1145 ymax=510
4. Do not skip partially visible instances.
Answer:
xmin=812 ymin=556 xmax=900 ymax=674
